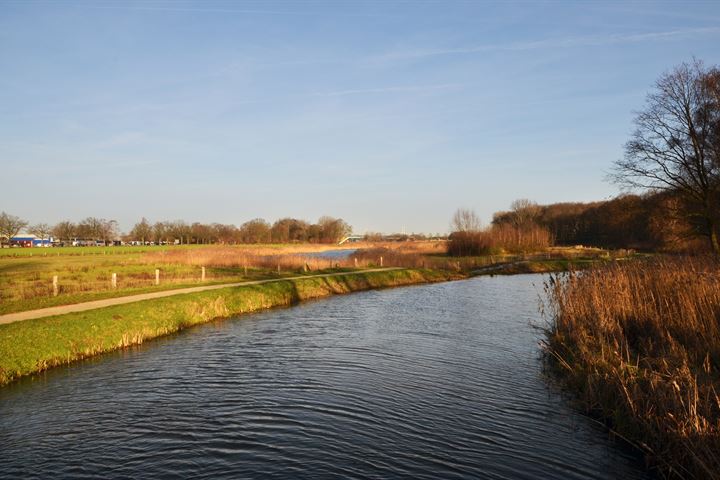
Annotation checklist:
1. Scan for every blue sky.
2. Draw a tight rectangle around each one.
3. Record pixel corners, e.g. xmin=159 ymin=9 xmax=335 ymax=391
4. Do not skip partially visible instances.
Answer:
xmin=2 ymin=1 xmax=720 ymax=234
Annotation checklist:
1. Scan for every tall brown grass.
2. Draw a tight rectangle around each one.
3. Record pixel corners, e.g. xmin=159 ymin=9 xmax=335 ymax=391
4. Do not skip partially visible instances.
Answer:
xmin=448 ymin=224 xmax=553 ymax=256
xmin=544 ymin=257 xmax=720 ymax=478
xmin=143 ymin=247 xmax=353 ymax=271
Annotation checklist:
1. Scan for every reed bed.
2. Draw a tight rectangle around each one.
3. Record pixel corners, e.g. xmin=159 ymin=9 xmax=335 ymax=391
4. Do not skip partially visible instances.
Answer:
xmin=544 ymin=256 xmax=720 ymax=479
xmin=448 ymin=225 xmax=553 ymax=256
xmin=142 ymin=247 xmax=356 ymax=271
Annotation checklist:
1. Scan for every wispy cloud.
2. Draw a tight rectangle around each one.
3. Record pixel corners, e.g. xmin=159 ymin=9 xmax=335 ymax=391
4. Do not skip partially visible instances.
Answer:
xmin=311 ymin=83 xmax=464 ymax=97
xmin=373 ymin=27 xmax=720 ymax=62
xmin=84 ymin=4 xmax=395 ymax=18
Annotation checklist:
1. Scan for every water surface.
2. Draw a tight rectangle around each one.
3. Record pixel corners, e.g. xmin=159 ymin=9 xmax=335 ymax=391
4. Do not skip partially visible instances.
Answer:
xmin=0 ymin=275 xmax=650 ymax=479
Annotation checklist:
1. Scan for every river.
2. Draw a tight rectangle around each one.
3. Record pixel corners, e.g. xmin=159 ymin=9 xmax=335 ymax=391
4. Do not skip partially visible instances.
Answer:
xmin=0 ymin=275 xmax=650 ymax=479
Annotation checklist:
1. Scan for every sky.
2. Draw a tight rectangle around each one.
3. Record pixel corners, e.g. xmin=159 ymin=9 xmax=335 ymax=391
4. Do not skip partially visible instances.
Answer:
xmin=2 ymin=0 xmax=720 ymax=234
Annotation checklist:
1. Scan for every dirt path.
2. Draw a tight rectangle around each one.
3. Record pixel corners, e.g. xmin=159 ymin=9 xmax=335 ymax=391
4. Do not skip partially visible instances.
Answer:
xmin=0 ymin=268 xmax=402 ymax=325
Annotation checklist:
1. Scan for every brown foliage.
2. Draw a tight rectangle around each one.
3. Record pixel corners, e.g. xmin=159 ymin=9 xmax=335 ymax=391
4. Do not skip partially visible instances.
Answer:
xmin=448 ymin=224 xmax=553 ymax=256
xmin=545 ymin=257 xmax=720 ymax=478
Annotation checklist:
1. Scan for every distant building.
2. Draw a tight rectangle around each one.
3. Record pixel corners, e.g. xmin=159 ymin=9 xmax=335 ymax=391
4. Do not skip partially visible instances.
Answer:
xmin=10 ymin=234 xmax=53 ymax=247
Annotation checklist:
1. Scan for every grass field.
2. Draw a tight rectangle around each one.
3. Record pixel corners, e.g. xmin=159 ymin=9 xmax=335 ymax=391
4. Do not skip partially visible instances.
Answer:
xmin=0 ymin=242 xmax=622 ymax=315
xmin=0 ymin=246 xmax=361 ymax=315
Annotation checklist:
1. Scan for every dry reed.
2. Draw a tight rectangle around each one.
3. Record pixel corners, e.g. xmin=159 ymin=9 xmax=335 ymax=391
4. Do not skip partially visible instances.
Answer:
xmin=544 ymin=256 xmax=720 ymax=479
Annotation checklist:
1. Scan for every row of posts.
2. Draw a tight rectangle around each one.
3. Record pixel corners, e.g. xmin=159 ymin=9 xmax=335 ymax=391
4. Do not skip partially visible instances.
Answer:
xmin=350 ymin=257 xmax=383 ymax=268
xmin=48 ymin=258 xmax=387 ymax=297
xmin=50 ymin=267 xmax=207 ymax=297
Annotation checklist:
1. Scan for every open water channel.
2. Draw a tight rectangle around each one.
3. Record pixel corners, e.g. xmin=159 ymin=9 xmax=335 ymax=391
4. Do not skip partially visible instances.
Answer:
xmin=0 ymin=275 xmax=650 ymax=479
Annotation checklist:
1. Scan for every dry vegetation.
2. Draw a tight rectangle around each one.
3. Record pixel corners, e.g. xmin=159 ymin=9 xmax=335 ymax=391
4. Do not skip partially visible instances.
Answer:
xmin=0 ymin=242 xmax=446 ymax=314
xmin=544 ymin=257 xmax=720 ymax=478
xmin=448 ymin=224 xmax=553 ymax=256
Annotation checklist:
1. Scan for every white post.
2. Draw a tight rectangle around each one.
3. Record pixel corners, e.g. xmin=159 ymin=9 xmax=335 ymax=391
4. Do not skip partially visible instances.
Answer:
xmin=354 ymin=258 xmax=358 ymax=268
xmin=201 ymin=266 xmax=206 ymax=282
xmin=52 ymin=275 xmax=58 ymax=297
xmin=277 ymin=264 xmax=281 ymax=273
xmin=380 ymin=256 xmax=383 ymax=267
xmin=155 ymin=269 xmax=160 ymax=285
xmin=111 ymin=273 xmax=117 ymax=289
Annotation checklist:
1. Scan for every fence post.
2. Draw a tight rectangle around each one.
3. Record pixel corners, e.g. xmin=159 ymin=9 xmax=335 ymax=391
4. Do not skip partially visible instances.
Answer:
xmin=244 ymin=264 xmax=248 ymax=276
xmin=201 ymin=266 xmax=206 ymax=282
xmin=354 ymin=258 xmax=358 ymax=268
xmin=380 ymin=256 xmax=383 ymax=267
xmin=155 ymin=269 xmax=160 ymax=285
xmin=52 ymin=275 xmax=58 ymax=297
xmin=111 ymin=273 xmax=117 ymax=289
xmin=277 ymin=264 xmax=281 ymax=273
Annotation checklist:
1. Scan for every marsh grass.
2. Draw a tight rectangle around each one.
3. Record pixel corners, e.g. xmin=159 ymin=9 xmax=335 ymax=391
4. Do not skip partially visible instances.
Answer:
xmin=544 ymin=257 xmax=720 ymax=478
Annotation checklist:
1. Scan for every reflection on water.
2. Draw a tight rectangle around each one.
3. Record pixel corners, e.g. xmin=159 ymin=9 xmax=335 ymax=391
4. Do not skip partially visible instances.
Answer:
xmin=300 ymin=248 xmax=357 ymax=259
xmin=0 ymin=275 xmax=651 ymax=479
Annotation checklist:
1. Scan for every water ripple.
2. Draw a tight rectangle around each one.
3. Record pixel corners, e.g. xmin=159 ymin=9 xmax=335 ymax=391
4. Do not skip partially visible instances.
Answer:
xmin=0 ymin=275 xmax=651 ymax=479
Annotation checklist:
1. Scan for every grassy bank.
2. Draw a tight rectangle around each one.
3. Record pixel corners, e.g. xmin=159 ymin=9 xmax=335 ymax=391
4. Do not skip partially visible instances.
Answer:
xmin=0 ymin=242 xmax=431 ymax=314
xmin=0 ymin=268 xmax=458 ymax=386
xmin=544 ymin=257 xmax=720 ymax=479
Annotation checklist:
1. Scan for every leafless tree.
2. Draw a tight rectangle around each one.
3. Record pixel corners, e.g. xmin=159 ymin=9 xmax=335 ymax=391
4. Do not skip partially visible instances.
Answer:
xmin=239 ymin=218 xmax=271 ymax=243
xmin=509 ymin=199 xmax=541 ymax=229
xmin=612 ymin=59 xmax=720 ymax=252
xmin=451 ymin=208 xmax=482 ymax=233
xmin=0 ymin=212 xmax=27 ymax=246
xmin=317 ymin=216 xmax=352 ymax=243
xmin=29 ymin=223 xmax=52 ymax=245
xmin=52 ymin=221 xmax=77 ymax=243
xmin=130 ymin=218 xmax=153 ymax=244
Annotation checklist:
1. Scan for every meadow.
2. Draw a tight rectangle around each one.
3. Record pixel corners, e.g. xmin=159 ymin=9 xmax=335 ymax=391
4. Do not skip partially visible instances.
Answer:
xmin=0 ymin=242 xmax=616 ymax=315
xmin=0 ymin=244 xmax=360 ymax=315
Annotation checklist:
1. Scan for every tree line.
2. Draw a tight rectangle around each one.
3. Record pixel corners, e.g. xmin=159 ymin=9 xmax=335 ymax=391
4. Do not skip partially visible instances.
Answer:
xmin=492 ymin=193 xmax=706 ymax=252
xmin=0 ymin=213 xmax=352 ymax=246
xmin=128 ymin=216 xmax=352 ymax=245
xmin=449 ymin=58 xmax=719 ymax=255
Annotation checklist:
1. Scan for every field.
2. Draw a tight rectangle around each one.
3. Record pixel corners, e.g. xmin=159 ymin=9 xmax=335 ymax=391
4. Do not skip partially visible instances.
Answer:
xmin=0 ymin=242 xmax=444 ymax=315
xmin=0 ymin=244 xmax=360 ymax=315
xmin=0 ymin=242 xmax=622 ymax=316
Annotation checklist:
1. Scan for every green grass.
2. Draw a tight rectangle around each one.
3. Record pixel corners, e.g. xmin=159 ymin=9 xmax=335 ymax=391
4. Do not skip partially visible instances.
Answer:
xmin=0 ymin=268 xmax=457 ymax=386
xmin=0 ymin=246 xmax=357 ymax=314
xmin=0 ymin=245 xmax=184 ymax=257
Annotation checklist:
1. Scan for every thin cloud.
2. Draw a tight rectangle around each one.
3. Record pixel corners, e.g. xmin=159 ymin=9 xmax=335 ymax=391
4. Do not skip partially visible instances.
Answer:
xmin=83 ymin=4 xmax=395 ymax=18
xmin=311 ymin=83 xmax=464 ymax=97
xmin=374 ymin=27 xmax=720 ymax=62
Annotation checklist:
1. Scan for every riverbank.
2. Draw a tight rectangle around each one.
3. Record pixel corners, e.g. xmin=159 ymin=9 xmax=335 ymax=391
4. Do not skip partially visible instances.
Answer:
xmin=544 ymin=257 xmax=720 ymax=479
xmin=0 ymin=268 xmax=460 ymax=386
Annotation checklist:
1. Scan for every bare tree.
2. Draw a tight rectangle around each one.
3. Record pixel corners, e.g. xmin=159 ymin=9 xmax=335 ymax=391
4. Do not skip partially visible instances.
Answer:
xmin=29 ymin=223 xmax=52 ymax=246
xmin=0 ymin=212 xmax=28 ymax=246
xmin=239 ymin=218 xmax=271 ymax=243
xmin=317 ymin=216 xmax=352 ymax=243
xmin=612 ymin=59 xmax=720 ymax=252
xmin=509 ymin=199 xmax=541 ymax=229
xmin=130 ymin=218 xmax=153 ymax=244
xmin=52 ymin=221 xmax=77 ymax=243
xmin=451 ymin=208 xmax=482 ymax=233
